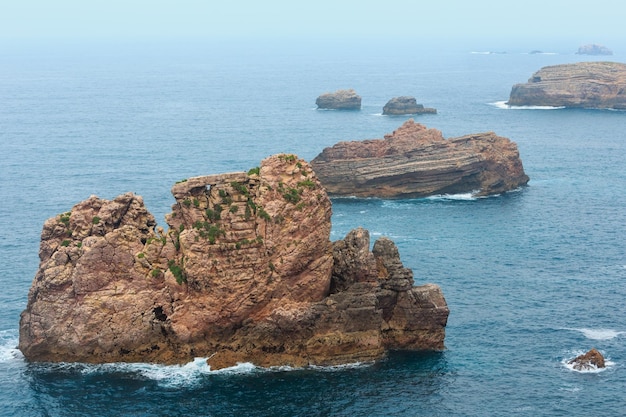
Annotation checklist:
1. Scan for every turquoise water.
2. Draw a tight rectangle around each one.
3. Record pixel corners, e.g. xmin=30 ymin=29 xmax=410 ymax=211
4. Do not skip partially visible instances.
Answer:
xmin=1 ymin=38 xmax=625 ymax=416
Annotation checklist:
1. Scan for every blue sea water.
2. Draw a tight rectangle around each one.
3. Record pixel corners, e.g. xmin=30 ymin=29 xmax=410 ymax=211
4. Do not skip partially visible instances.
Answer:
xmin=1 ymin=37 xmax=625 ymax=416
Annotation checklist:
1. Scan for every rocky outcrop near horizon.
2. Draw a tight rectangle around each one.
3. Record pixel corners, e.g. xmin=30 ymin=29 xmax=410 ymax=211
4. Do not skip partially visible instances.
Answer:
xmin=507 ymin=62 xmax=626 ymax=109
xmin=19 ymin=155 xmax=448 ymax=369
xmin=310 ymin=120 xmax=529 ymax=199
xmin=316 ymin=89 xmax=362 ymax=110
xmin=576 ymin=44 xmax=613 ymax=55
xmin=382 ymin=96 xmax=437 ymax=115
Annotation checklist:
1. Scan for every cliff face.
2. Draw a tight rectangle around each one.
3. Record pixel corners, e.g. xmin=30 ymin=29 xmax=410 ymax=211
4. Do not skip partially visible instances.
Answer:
xmin=19 ymin=155 xmax=448 ymax=369
xmin=507 ymin=62 xmax=626 ymax=109
xmin=310 ymin=120 xmax=529 ymax=198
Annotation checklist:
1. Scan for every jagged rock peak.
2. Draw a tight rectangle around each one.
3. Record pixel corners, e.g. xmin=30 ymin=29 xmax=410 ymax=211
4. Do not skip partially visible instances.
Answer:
xmin=19 ymin=154 xmax=449 ymax=369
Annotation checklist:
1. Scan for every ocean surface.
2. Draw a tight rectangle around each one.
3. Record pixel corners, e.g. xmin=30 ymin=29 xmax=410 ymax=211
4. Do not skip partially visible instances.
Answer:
xmin=1 ymin=37 xmax=625 ymax=416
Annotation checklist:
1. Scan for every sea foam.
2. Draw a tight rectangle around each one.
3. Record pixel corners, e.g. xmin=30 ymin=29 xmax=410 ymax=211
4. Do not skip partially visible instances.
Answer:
xmin=490 ymin=101 xmax=565 ymax=110
xmin=0 ymin=329 xmax=22 ymax=363
xmin=572 ymin=328 xmax=626 ymax=341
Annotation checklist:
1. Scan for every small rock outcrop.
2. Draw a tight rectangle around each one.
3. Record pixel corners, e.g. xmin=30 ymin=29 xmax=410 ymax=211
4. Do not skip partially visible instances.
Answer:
xmin=383 ymin=96 xmax=436 ymax=115
xmin=316 ymin=89 xmax=361 ymax=110
xmin=568 ymin=348 xmax=606 ymax=371
xmin=310 ymin=119 xmax=529 ymax=198
xmin=507 ymin=62 xmax=626 ymax=109
xmin=19 ymin=155 xmax=448 ymax=369
xmin=576 ymin=44 xmax=613 ymax=55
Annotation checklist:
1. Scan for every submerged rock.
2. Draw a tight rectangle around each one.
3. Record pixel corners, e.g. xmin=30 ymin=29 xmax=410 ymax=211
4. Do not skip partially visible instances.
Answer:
xmin=310 ymin=119 xmax=529 ymax=198
xmin=568 ymin=348 xmax=606 ymax=371
xmin=19 ymin=155 xmax=449 ymax=369
xmin=507 ymin=61 xmax=626 ymax=109
xmin=382 ymin=96 xmax=436 ymax=115
xmin=316 ymin=89 xmax=361 ymax=110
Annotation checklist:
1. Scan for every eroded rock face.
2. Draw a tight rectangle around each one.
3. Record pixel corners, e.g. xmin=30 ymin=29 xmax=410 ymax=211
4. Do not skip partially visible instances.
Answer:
xmin=316 ymin=89 xmax=361 ymax=110
xmin=19 ymin=155 xmax=448 ymax=368
xmin=568 ymin=348 xmax=606 ymax=371
xmin=310 ymin=119 xmax=529 ymax=198
xmin=507 ymin=62 xmax=626 ymax=109
xmin=382 ymin=96 xmax=437 ymax=115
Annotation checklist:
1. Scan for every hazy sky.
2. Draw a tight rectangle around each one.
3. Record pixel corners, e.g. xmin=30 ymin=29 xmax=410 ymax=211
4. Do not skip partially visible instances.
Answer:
xmin=0 ymin=0 xmax=623 ymax=42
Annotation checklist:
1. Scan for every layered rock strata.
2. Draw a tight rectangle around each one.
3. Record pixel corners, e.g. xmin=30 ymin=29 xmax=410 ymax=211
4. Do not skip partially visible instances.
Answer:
xmin=19 ymin=155 xmax=448 ymax=369
xmin=316 ymin=89 xmax=362 ymax=110
xmin=310 ymin=119 xmax=529 ymax=198
xmin=383 ymin=96 xmax=437 ymax=115
xmin=507 ymin=61 xmax=626 ymax=109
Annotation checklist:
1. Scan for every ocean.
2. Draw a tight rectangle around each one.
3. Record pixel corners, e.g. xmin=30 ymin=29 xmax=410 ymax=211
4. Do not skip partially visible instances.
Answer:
xmin=1 ymin=37 xmax=625 ymax=416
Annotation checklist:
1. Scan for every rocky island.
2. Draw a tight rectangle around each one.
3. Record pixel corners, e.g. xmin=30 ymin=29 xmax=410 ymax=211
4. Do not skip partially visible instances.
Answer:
xmin=316 ymin=89 xmax=361 ymax=110
xmin=507 ymin=61 xmax=626 ymax=109
xmin=19 ymin=155 xmax=448 ymax=369
xmin=576 ymin=44 xmax=613 ymax=55
xmin=310 ymin=120 xmax=529 ymax=198
xmin=382 ymin=96 xmax=437 ymax=115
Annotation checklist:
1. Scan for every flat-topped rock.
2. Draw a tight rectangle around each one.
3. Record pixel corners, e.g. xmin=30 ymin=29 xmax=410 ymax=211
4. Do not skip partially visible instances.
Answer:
xmin=383 ymin=96 xmax=437 ymax=115
xmin=507 ymin=61 xmax=626 ymax=109
xmin=316 ymin=89 xmax=361 ymax=110
xmin=310 ymin=120 xmax=528 ymax=198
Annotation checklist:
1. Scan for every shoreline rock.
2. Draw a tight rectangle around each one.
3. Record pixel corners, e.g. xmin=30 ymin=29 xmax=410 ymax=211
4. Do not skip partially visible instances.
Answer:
xmin=382 ymin=96 xmax=437 ymax=115
xmin=507 ymin=62 xmax=626 ymax=109
xmin=18 ymin=155 xmax=448 ymax=368
xmin=310 ymin=119 xmax=529 ymax=198
xmin=316 ymin=89 xmax=361 ymax=110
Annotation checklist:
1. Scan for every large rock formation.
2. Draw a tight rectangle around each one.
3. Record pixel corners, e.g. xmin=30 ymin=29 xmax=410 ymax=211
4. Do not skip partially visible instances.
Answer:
xmin=576 ymin=44 xmax=613 ymax=55
xmin=316 ymin=89 xmax=362 ymax=110
xmin=383 ymin=96 xmax=436 ymax=115
xmin=310 ymin=120 xmax=529 ymax=198
xmin=19 ymin=155 xmax=448 ymax=369
xmin=507 ymin=62 xmax=626 ymax=109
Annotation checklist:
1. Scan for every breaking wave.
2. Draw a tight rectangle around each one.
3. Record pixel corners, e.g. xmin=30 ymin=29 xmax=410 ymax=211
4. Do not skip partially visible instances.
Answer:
xmin=490 ymin=101 xmax=566 ymax=110
xmin=567 ymin=328 xmax=626 ymax=341
xmin=0 ymin=329 xmax=22 ymax=363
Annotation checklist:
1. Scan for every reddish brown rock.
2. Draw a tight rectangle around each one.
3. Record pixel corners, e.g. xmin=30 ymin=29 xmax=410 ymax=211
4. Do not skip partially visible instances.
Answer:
xmin=19 ymin=155 xmax=448 ymax=369
xmin=507 ymin=61 xmax=626 ymax=109
xmin=568 ymin=348 xmax=606 ymax=371
xmin=310 ymin=119 xmax=529 ymax=198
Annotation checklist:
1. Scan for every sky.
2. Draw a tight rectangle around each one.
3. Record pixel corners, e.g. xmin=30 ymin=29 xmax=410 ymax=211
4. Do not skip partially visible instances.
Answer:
xmin=0 ymin=0 xmax=623 ymax=43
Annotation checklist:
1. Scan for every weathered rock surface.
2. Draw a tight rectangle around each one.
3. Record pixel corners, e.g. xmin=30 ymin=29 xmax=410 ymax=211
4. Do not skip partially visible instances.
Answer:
xmin=576 ymin=44 xmax=613 ymax=55
xmin=382 ymin=96 xmax=437 ymax=115
xmin=507 ymin=61 xmax=626 ymax=109
xmin=316 ymin=89 xmax=361 ymax=110
xmin=19 ymin=155 xmax=448 ymax=368
xmin=310 ymin=119 xmax=529 ymax=198
xmin=568 ymin=348 xmax=606 ymax=371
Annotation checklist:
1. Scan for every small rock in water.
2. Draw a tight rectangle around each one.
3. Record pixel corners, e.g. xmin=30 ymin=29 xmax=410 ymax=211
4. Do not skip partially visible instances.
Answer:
xmin=568 ymin=348 xmax=605 ymax=371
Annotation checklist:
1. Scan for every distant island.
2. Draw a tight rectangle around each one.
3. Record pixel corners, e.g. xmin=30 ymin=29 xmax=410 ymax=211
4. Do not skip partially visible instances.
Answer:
xmin=507 ymin=61 xmax=626 ymax=109
xmin=310 ymin=119 xmax=529 ymax=199
xmin=576 ymin=44 xmax=613 ymax=55
xmin=316 ymin=89 xmax=361 ymax=110
xmin=382 ymin=96 xmax=437 ymax=115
